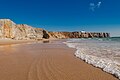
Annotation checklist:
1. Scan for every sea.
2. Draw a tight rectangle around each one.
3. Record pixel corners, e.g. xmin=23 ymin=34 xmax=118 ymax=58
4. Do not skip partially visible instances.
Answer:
xmin=65 ymin=37 xmax=120 ymax=79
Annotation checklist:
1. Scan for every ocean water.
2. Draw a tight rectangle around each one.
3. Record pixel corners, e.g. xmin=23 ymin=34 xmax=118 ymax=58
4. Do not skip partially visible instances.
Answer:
xmin=65 ymin=37 xmax=120 ymax=79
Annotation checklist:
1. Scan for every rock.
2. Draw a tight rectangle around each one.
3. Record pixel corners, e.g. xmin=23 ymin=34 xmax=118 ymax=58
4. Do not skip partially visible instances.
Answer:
xmin=43 ymin=30 xmax=50 ymax=39
xmin=0 ymin=19 xmax=44 ymax=40
xmin=16 ymin=24 xmax=43 ymax=40
xmin=48 ymin=32 xmax=110 ymax=39
xmin=0 ymin=19 xmax=16 ymax=38
xmin=0 ymin=19 xmax=110 ymax=40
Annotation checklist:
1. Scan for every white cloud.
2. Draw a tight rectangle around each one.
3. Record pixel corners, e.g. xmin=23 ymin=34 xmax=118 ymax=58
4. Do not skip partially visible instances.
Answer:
xmin=89 ymin=3 xmax=96 ymax=11
xmin=97 ymin=2 xmax=101 ymax=8
xmin=90 ymin=3 xmax=95 ymax=6
xmin=89 ymin=1 xmax=102 ymax=11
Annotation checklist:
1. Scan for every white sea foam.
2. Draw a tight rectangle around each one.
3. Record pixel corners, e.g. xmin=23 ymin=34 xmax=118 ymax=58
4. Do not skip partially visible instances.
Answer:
xmin=64 ymin=38 xmax=120 ymax=79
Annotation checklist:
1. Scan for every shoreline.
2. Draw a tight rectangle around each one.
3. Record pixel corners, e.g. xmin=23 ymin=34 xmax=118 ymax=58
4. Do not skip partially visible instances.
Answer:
xmin=0 ymin=38 xmax=59 ymax=46
xmin=0 ymin=39 xmax=36 ymax=45
xmin=64 ymin=40 xmax=120 ymax=80
xmin=0 ymin=39 xmax=118 ymax=80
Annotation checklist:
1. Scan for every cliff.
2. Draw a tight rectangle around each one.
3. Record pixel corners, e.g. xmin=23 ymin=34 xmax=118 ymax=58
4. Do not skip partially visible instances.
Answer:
xmin=0 ymin=19 xmax=110 ymax=40
xmin=0 ymin=19 xmax=43 ymax=40
xmin=48 ymin=32 xmax=110 ymax=39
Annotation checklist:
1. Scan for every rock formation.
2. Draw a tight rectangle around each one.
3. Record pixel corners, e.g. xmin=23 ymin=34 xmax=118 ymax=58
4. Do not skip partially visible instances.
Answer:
xmin=48 ymin=32 xmax=110 ymax=39
xmin=0 ymin=19 xmax=43 ymax=40
xmin=15 ymin=24 xmax=43 ymax=40
xmin=0 ymin=19 xmax=110 ymax=40
xmin=0 ymin=19 xmax=16 ymax=38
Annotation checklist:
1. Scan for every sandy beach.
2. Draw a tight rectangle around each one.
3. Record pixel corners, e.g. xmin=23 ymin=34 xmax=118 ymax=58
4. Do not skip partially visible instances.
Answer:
xmin=0 ymin=39 xmax=36 ymax=45
xmin=0 ymin=40 xmax=118 ymax=80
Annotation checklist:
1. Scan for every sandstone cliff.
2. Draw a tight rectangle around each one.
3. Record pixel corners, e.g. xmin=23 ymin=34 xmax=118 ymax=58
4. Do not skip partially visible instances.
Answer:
xmin=0 ymin=19 xmax=110 ymax=40
xmin=48 ymin=32 xmax=110 ymax=39
xmin=0 ymin=19 xmax=43 ymax=40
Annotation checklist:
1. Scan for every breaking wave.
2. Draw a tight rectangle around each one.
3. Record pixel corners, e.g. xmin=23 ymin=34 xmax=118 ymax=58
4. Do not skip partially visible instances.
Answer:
xmin=64 ymin=38 xmax=120 ymax=79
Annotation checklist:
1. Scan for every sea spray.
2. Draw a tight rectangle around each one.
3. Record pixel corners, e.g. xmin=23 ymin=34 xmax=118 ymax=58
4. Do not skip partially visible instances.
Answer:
xmin=64 ymin=38 xmax=120 ymax=79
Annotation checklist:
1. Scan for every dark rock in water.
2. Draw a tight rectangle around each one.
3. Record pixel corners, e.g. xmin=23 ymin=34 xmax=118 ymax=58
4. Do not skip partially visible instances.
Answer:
xmin=43 ymin=40 xmax=50 ymax=43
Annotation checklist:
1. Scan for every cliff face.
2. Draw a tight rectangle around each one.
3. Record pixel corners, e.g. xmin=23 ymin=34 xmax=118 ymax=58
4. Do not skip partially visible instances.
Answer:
xmin=0 ymin=19 xmax=43 ymax=40
xmin=48 ymin=32 xmax=110 ymax=39
xmin=15 ymin=24 xmax=43 ymax=40
xmin=0 ymin=19 xmax=15 ymax=38
xmin=0 ymin=19 xmax=110 ymax=40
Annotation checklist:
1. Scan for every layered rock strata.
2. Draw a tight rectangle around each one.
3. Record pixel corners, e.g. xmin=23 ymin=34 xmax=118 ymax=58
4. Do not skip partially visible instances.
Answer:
xmin=0 ymin=19 xmax=110 ymax=40
xmin=48 ymin=32 xmax=110 ymax=39
xmin=0 ymin=19 xmax=43 ymax=40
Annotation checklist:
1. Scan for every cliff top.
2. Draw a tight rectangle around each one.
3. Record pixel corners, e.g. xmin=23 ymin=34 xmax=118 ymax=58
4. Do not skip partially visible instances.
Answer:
xmin=0 ymin=19 xmax=16 ymax=25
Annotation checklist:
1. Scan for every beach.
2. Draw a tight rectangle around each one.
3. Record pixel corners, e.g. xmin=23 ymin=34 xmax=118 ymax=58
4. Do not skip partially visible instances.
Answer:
xmin=0 ymin=40 xmax=118 ymax=80
xmin=0 ymin=39 xmax=36 ymax=45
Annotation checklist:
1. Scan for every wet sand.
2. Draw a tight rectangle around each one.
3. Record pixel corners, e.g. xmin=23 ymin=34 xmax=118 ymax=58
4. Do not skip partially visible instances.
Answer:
xmin=0 ymin=40 xmax=118 ymax=80
xmin=0 ymin=39 xmax=36 ymax=45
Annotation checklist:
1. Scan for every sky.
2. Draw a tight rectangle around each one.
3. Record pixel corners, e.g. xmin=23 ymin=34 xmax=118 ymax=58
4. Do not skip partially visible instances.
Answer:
xmin=0 ymin=0 xmax=120 ymax=36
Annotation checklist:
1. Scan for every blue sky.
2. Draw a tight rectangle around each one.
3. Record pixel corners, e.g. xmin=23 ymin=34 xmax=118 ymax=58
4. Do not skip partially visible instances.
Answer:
xmin=0 ymin=0 xmax=120 ymax=36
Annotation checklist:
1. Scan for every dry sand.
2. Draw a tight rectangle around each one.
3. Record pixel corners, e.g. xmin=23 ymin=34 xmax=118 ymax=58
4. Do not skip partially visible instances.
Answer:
xmin=0 ymin=40 xmax=118 ymax=80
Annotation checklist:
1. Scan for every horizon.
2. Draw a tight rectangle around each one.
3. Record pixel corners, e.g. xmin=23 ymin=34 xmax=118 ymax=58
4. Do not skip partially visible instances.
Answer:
xmin=0 ymin=0 xmax=120 ymax=37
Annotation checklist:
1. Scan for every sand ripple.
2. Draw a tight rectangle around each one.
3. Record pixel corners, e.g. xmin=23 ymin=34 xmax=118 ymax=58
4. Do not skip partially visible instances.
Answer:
xmin=0 ymin=41 xmax=118 ymax=80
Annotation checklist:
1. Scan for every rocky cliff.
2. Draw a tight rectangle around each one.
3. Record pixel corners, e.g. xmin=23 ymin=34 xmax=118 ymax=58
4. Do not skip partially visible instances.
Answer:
xmin=0 ymin=19 xmax=43 ymax=40
xmin=0 ymin=19 xmax=110 ymax=40
xmin=48 ymin=32 xmax=110 ymax=39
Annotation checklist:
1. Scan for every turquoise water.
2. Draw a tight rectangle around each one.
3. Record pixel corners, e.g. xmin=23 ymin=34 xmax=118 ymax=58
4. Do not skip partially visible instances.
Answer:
xmin=93 ymin=37 xmax=120 ymax=42
xmin=66 ymin=37 xmax=120 ymax=59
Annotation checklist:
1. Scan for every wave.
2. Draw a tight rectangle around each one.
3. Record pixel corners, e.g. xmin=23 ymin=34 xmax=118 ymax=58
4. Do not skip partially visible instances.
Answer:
xmin=64 ymin=39 xmax=120 ymax=79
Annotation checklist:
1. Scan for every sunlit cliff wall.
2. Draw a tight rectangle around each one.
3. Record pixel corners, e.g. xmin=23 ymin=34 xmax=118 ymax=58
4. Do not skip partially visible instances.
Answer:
xmin=0 ymin=19 xmax=110 ymax=40
xmin=48 ymin=32 xmax=110 ymax=39
xmin=0 ymin=19 xmax=43 ymax=40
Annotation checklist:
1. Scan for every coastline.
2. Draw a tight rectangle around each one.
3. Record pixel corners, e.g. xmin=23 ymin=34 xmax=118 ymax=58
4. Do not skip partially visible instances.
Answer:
xmin=0 ymin=39 xmax=36 ymax=45
xmin=0 ymin=38 xmax=58 ymax=46
xmin=0 ymin=39 xmax=118 ymax=80
xmin=64 ymin=39 xmax=120 ymax=80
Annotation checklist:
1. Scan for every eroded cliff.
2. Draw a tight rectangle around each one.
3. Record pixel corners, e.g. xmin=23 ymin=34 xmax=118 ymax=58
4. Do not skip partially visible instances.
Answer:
xmin=48 ymin=32 xmax=110 ymax=39
xmin=0 ymin=19 xmax=110 ymax=40
xmin=0 ymin=19 xmax=43 ymax=40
